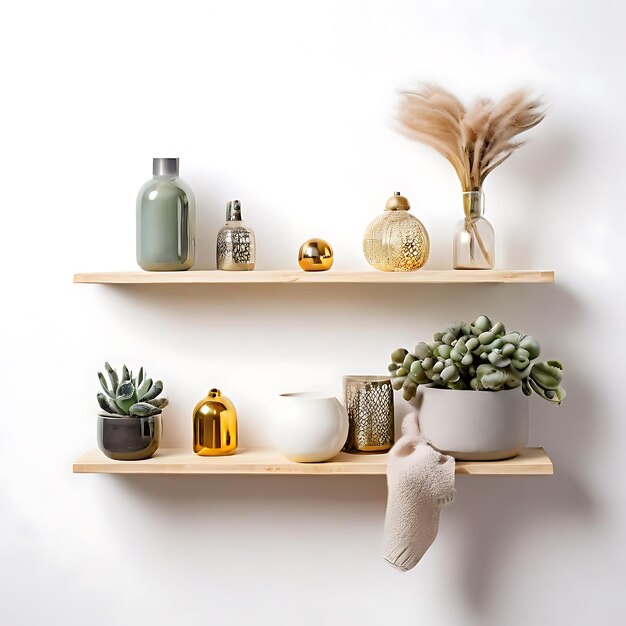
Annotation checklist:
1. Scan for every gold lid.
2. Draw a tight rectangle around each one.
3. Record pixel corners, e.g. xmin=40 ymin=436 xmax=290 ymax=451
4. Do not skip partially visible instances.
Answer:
xmin=193 ymin=388 xmax=235 ymax=415
xmin=385 ymin=191 xmax=410 ymax=211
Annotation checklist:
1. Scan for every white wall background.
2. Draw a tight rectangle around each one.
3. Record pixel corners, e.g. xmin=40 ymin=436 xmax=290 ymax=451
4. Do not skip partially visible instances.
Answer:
xmin=1 ymin=0 xmax=624 ymax=624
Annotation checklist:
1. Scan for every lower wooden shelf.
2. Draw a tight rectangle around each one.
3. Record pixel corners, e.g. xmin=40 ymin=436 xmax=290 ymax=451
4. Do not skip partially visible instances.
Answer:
xmin=73 ymin=447 xmax=552 ymax=476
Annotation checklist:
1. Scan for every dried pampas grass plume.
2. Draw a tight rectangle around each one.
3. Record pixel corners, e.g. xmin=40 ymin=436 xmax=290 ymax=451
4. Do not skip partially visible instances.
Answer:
xmin=397 ymin=84 xmax=546 ymax=191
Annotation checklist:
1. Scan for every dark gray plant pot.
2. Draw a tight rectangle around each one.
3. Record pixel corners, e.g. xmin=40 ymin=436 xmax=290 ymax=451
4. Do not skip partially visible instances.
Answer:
xmin=97 ymin=413 xmax=162 ymax=461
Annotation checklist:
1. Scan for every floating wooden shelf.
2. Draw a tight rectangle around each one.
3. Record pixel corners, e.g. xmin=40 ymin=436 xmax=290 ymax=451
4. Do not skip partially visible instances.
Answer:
xmin=73 ymin=270 xmax=554 ymax=285
xmin=73 ymin=447 xmax=552 ymax=475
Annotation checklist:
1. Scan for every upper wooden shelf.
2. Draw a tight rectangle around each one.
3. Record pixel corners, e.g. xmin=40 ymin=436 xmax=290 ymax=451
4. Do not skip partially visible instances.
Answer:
xmin=73 ymin=447 xmax=552 ymax=475
xmin=74 ymin=270 xmax=554 ymax=285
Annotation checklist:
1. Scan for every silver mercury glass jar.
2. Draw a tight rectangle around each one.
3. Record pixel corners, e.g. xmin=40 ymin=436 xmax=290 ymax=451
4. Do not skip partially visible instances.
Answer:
xmin=216 ymin=200 xmax=256 ymax=271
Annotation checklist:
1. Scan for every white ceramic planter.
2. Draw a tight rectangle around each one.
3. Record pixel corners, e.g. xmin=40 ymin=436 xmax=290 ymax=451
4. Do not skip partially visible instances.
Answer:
xmin=415 ymin=386 xmax=529 ymax=461
xmin=273 ymin=393 xmax=349 ymax=462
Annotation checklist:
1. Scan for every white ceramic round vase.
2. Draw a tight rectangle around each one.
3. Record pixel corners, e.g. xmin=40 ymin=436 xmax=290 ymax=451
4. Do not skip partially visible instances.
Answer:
xmin=273 ymin=393 xmax=349 ymax=462
xmin=415 ymin=385 xmax=529 ymax=461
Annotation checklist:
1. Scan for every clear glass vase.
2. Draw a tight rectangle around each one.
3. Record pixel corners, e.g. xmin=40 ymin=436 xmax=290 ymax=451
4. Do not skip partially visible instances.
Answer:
xmin=453 ymin=190 xmax=495 ymax=269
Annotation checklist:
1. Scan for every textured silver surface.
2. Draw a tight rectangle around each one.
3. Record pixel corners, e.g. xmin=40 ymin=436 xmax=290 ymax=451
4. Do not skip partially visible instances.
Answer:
xmin=217 ymin=226 xmax=255 ymax=270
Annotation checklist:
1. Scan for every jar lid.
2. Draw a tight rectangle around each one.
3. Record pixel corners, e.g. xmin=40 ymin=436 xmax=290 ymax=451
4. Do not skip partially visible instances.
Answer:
xmin=385 ymin=192 xmax=410 ymax=211
xmin=226 ymin=200 xmax=242 ymax=221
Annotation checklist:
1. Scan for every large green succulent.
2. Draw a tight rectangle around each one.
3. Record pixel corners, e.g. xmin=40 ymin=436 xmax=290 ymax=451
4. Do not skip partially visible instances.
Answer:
xmin=97 ymin=363 xmax=168 ymax=417
xmin=388 ymin=315 xmax=565 ymax=404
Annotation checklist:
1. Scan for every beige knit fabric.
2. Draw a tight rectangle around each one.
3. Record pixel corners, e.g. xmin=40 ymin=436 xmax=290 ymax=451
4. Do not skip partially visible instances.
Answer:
xmin=383 ymin=413 xmax=456 ymax=571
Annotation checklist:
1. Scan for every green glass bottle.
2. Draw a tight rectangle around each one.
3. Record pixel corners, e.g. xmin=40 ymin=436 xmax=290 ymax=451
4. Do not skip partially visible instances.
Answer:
xmin=136 ymin=158 xmax=196 ymax=271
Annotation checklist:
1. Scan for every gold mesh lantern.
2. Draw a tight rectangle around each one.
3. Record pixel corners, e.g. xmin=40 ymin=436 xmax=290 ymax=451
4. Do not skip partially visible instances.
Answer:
xmin=343 ymin=376 xmax=394 ymax=453
xmin=363 ymin=192 xmax=430 ymax=271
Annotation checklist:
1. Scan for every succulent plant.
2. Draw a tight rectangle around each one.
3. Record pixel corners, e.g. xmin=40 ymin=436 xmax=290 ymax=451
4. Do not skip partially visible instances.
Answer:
xmin=387 ymin=315 xmax=565 ymax=404
xmin=97 ymin=363 xmax=168 ymax=417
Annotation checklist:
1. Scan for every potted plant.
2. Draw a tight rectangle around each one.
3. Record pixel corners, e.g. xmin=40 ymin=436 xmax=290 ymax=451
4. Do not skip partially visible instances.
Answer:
xmin=96 ymin=363 xmax=168 ymax=460
xmin=387 ymin=316 xmax=565 ymax=460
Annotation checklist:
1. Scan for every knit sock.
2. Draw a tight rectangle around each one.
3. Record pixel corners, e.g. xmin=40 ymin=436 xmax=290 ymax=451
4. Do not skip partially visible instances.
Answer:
xmin=383 ymin=413 xmax=456 ymax=571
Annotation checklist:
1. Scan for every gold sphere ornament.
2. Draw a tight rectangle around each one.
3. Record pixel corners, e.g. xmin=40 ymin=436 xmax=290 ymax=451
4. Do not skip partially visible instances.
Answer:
xmin=363 ymin=192 xmax=430 ymax=272
xmin=298 ymin=238 xmax=334 ymax=271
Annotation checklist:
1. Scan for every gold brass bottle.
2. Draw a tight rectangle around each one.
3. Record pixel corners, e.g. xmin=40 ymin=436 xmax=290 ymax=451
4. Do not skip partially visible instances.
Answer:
xmin=193 ymin=389 xmax=238 ymax=456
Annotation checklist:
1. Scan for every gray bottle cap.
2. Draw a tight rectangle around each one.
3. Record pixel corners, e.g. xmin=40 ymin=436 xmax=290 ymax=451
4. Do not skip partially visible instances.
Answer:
xmin=153 ymin=158 xmax=179 ymax=177
xmin=226 ymin=199 xmax=242 ymax=221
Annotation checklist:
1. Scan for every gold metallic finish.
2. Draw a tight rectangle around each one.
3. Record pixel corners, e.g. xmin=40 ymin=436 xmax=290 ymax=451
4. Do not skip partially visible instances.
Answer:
xmin=363 ymin=192 xmax=430 ymax=272
xmin=385 ymin=191 xmax=411 ymax=211
xmin=343 ymin=376 xmax=394 ymax=453
xmin=298 ymin=238 xmax=334 ymax=271
xmin=193 ymin=388 xmax=238 ymax=456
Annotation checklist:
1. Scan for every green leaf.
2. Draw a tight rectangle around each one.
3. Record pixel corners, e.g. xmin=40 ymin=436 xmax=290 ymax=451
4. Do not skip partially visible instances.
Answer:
xmin=490 ymin=321 xmax=505 ymax=335
xmin=461 ymin=352 xmax=474 ymax=366
xmin=414 ymin=342 xmax=431 ymax=359
xmin=487 ymin=351 xmax=511 ymax=368
xmin=146 ymin=398 xmax=168 ymax=409
xmin=98 ymin=372 xmax=114 ymax=398
xmin=140 ymin=380 xmax=163 ymax=402
xmin=474 ymin=315 xmax=492 ymax=332
xmin=476 ymin=364 xmax=507 ymax=390
xmin=441 ymin=365 xmax=460 ymax=383
xmin=519 ymin=336 xmax=541 ymax=359
xmin=97 ymin=392 xmax=123 ymax=415
xmin=501 ymin=333 xmax=521 ymax=346
xmin=115 ymin=380 xmax=137 ymax=414
xmin=402 ymin=353 xmax=417 ymax=370
xmin=116 ymin=381 xmax=135 ymax=401
xmin=465 ymin=337 xmax=479 ymax=351
xmin=530 ymin=361 xmax=563 ymax=390
xmin=508 ymin=361 xmax=532 ymax=380
xmin=479 ymin=331 xmax=496 ymax=345
xmin=502 ymin=342 xmax=516 ymax=357
xmin=441 ymin=333 xmax=456 ymax=346
xmin=104 ymin=362 xmax=119 ymax=393
xmin=410 ymin=361 xmax=430 ymax=384
xmin=136 ymin=377 xmax=152 ymax=399
xmin=391 ymin=348 xmax=408 ymax=364
xmin=529 ymin=379 xmax=566 ymax=404
xmin=447 ymin=379 xmax=467 ymax=390
xmin=129 ymin=402 xmax=162 ymax=417
xmin=138 ymin=367 xmax=144 ymax=386
xmin=436 ymin=344 xmax=452 ymax=359
xmin=401 ymin=380 xmax=417 ymax=401
xmin=391 ymin=377 xmax=406 ymax=390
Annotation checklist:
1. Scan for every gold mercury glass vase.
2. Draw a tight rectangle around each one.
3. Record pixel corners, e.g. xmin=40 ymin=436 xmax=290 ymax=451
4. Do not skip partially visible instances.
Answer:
xmin=453 ymin=190 xmax=495 ymax=269
xmin=343 ymin=376 xmax=394 ymax=453
xmin=363 ymin=192 xmax=430 ymax=271
xmin=193 ymin=389 xmax=238 ymax=456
